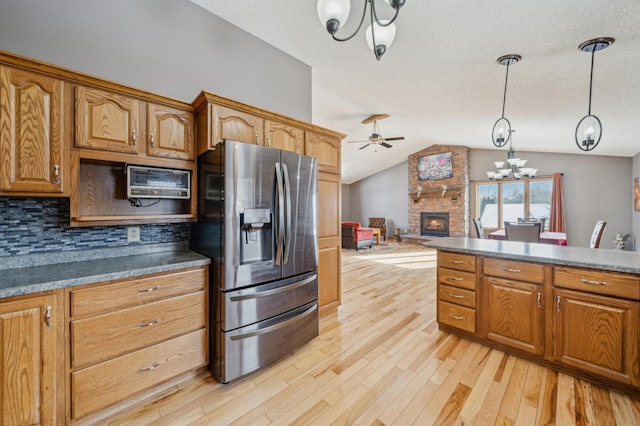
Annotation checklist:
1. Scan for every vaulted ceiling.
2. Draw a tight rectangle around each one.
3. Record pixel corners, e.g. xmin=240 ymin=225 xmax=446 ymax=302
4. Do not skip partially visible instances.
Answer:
xmin=192 ymin=0 xmax=640 ymax=183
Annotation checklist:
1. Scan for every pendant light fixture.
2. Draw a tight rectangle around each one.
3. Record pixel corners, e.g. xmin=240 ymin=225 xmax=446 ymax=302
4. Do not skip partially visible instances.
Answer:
xmin=575 ymin=37 xmax=614 ymax=152
xmin=491 ymin=54 xmax=521 ymax=148
xmin=487 ymin=130 xmax=538 ymax=180
xmin=317 ymin=0 xmax=406 ymax=61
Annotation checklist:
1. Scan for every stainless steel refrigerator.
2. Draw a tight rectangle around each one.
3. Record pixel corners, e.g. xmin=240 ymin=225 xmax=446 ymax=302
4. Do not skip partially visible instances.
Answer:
xmin=190 ymin=139 xmax=319 ymax=383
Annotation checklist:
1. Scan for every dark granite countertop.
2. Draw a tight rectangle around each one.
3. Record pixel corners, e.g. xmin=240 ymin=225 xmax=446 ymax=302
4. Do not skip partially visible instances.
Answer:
xmin=424 ymin=237 xmax=640 ymax=274
xmin=0 ymin=243 xmax=210 ymax=299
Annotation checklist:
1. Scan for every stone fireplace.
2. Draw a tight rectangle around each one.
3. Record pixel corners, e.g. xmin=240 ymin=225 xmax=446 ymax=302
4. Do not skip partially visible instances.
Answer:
xmin=421 ymin=212 xmax=449 ymax=237
xmin=407 ymin=145 xmax=469 ymax=238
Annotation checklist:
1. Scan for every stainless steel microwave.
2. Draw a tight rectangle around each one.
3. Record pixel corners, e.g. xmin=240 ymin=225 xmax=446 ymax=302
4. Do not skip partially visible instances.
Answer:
xmin=126 ymin=165 xmax=191 ymax=199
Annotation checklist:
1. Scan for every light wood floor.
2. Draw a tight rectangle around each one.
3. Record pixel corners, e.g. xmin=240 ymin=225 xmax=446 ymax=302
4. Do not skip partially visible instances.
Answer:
xmin=102 ymin=242 xmax=640 ymax=425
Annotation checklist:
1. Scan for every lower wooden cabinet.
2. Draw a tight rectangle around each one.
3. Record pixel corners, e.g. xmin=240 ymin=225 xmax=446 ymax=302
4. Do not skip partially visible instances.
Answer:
xmin=66 ymin=266 xmax=208 ymax=422
xmin=554 ymin=288 xmax=640 ymax=386
xmin=0 ymin=291 xmax=63 ymax=426
xmin=435 ymin=249 xmax=640 ymax=395
xmin=483 ymin=276 xmax=544 ymax=355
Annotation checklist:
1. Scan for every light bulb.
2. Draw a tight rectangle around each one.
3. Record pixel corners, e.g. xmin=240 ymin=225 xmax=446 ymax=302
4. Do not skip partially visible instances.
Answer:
xmin=584 ymin=126 xmax=595 ymax=141
xmin=366 ymin=20 xmax=396 ymax=56
xmin=317 ymin=0 xmax=350 ymax=33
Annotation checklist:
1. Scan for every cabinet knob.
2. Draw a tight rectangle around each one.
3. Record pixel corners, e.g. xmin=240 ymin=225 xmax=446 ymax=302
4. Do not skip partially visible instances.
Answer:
xmin=53 ymin=165 xmax=60 ymax=184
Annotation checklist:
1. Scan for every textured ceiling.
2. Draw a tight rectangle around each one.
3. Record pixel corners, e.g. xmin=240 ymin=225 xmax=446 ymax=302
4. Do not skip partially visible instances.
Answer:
xmin=191 ymin=0 xmax=640 ymax=183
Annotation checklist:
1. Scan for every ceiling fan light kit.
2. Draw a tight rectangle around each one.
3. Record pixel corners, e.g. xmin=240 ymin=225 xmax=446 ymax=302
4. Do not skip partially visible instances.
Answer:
xmin=317 ymin=0 xmax=406 ymax=61
xmin=491 ymin=54 xmax=521 ymax=148
xmin=575 ymin=37 xmax=614 ymax=152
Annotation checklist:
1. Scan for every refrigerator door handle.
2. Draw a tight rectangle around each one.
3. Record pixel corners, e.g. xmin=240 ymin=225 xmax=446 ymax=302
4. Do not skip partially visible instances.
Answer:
xmin=274 ymin=162 xmax=285 ymax=265
xmin=282 ymin=163 xmax=292 ymax=263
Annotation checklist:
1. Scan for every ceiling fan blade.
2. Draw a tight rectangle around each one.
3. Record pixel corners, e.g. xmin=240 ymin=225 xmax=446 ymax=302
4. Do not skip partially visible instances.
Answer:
xmin=347 ymin=140 xmax=370 ymax=144
xmin=381 ymin=142 xmax=393 ymax=148
xmin=358 ymin=144 xmax=371 ymax=150
xmin=361 ymin=114 xmax=390 ymax=125
xmin=383 ymin=136 xmax=405 ymax=141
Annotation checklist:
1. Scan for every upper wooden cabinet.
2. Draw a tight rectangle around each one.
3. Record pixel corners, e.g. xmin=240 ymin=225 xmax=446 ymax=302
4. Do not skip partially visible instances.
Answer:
xmin=0 ymin=291 xmax=63 ymax=426
xmin=75 ymin=86 xmax=194 ymax=161
xmin=147 ymin=103 xmax=194 ymax=160
xmin=205 ymin=104 xmax=303 ymax=154
xmin=211 ymin=104 xmax=264 ymax=147
xmin=0 ymin=65 xmax=69 ymax=195
xmin=265 ymin=120 xmax=303 ymax=154
xmin=304 ymin=131 xmax=340 ymax=174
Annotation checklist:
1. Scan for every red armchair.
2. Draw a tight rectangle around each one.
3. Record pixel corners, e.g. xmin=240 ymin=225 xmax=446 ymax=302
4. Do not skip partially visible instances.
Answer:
xmin=341 ymin=221 xmax=373 ymax=250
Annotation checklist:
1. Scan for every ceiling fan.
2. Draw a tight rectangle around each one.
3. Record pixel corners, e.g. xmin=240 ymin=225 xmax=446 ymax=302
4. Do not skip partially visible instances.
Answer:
xmin=347 ymin=114 xmax=405 ymax=150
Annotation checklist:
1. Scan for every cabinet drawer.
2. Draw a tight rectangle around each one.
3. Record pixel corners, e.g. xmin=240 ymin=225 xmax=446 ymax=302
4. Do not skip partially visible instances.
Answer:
xmin=72 ymin=328 xmax=206 ymax=420
xmin=71 ymin=267 xmax=205 ymax=318
xmin=438 ymin=267 xmax=477 ymax=290
xmin=438 ymin=301 xmax=475 ymax=333
xmin=554 ymin=267 xmax=640 ymax=300
xmin=484 ymin=258 xmax=544 ymax=284
xmin=72 ymin=291 xmax=206 ymax=368
xmin=439 ymin=284 xmax=476 ymax=308
xmin=438 ymin=251 xmax=476 ymax=272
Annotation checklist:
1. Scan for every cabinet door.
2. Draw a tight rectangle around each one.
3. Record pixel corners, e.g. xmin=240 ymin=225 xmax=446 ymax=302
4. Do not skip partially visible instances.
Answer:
xmin=0 ymin=66 xmax=66 ymax=193
xmin=305 ymin=131 xmax=340 ymax=174
xmin=0 ymin=294 xmax=60 ymax=426
xmin=554 ymin=288 xmax=639 ymax=386
xmin=212 ymin=104 xmax=263 ymax=147
xmin=265 ymin=120 xmax=303 ymax=153
xmin=75 ymin=86 xmax=140 ymax=153
xmin=318 ymin=172 xmax=341 ymax=308
xmin=484 ymin=276 xmax=544 ymax=355
xmin=147 ymin=103 xmax=194 ymax=160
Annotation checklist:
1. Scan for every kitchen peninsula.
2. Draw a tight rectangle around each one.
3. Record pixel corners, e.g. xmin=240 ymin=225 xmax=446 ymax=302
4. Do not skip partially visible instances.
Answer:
xmin=426 ymin=237 xmax=640 ymax=397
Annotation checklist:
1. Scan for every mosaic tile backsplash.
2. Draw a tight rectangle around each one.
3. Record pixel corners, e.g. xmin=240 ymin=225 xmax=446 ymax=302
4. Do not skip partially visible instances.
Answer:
xmin=0 ymin=198 xmax=189 ymax=257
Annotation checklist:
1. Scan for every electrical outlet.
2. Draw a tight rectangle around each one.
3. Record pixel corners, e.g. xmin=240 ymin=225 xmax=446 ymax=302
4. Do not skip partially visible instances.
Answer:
xmin=127 ymin=226 xmax=141 ymax=243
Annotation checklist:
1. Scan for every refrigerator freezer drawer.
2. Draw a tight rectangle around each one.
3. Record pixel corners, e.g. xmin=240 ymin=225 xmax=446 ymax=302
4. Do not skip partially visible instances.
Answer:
xmin=217 ymin=301 xmax=318 ymax=383
xmin=222 ymin=271 xmax=317 ymax=331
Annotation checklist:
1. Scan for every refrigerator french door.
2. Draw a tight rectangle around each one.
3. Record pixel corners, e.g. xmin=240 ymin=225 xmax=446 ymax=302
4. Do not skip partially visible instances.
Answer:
xmin=191 ymin=140 xmax=319 ymax=383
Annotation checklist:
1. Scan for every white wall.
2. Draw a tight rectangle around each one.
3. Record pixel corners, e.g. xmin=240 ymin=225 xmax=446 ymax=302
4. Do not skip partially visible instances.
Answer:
xmin=0 ymin=0 xmax=311 ymax=121
xmin=349 ymin=162 xmax=409 ymax=235
xmin=346 ymin=149 xmax=634 ymax=248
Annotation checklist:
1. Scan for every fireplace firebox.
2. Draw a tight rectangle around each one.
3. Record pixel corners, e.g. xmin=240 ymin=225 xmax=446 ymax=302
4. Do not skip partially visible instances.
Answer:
xmin=420 ymin=212 xmax=449 ymax=237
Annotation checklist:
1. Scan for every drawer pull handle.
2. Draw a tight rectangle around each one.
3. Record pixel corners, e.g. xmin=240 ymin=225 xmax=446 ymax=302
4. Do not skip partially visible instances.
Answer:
xmin=581 ymin=278 xmax=607 ymax=286
xmin=150 ymin=134 xmax=155 ymax=148
xmin=449 ymin=313 xmax=464 ymax=320
xmin=447 ymin=276 xmax=464 ymax=281
xmin=503 ymin=267 xmax=521 ymax=273
xmin=137 ymin=318 xmax=161 ymax=328
xmin=449 ymin=260 xmax=464 ymax=264
xmin=132 ymin=130 xmax=137 ymax=146
xmin=138 ymin=361 xmax=161 ymax=373
xmin=53 ymin=165 xmax=60 ymax=184
xmin=45 ymin=306 xmax=52 ymax=328
xmin=556 ymin=296 xmax=561 ymax=312
xmin=537 ymin=292 xmax=542 ymax=309
xmin=448 ymin=293 xmax=464 ymax=299
xmin=138 ymin=285 xmax=161 ymax=293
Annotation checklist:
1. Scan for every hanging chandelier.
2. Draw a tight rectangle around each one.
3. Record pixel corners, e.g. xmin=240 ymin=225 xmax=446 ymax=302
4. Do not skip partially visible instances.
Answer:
xmin=317 ymin=0 xmax=406 ymax=61
xmin=491 ymin=54 xmax=521 ymax=148
xmin=575 ymin=37 xmax=614 ymax=152
xmin=487 ymin=130 xmax=538 ymax=180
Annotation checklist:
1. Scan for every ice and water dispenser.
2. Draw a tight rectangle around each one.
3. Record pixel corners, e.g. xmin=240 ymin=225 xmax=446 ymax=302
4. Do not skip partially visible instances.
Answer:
xmin=239 ymin=208 xmax=273 ymax=263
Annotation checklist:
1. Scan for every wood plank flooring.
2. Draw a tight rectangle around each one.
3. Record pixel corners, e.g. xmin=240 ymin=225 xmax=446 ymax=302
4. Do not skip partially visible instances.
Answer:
xmin=101 ymin=242 xmax=640 ymax=425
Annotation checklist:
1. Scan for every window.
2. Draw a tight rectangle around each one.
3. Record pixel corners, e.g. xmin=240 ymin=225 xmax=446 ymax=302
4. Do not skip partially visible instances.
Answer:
xmin=474 ymin=178 xmax=553 ymax=231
